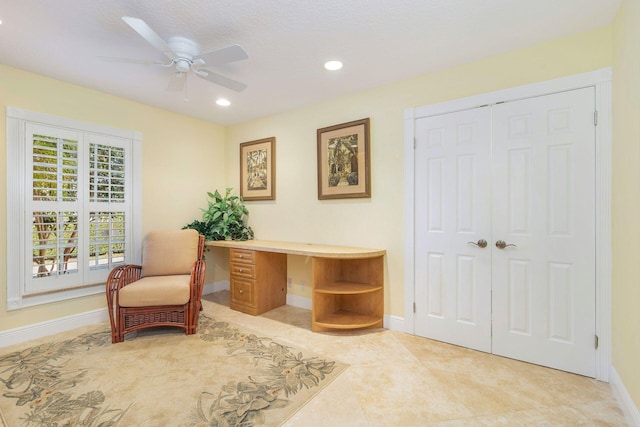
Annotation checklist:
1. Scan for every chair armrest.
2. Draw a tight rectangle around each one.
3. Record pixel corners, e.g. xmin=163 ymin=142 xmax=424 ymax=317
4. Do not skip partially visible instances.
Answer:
xmin=189 ymin=259 xmax=207 ymax=326
xmin=106 ymin=264 xmax=142 ymax=293
xmin=190 ymin=260 xmax=206 ymax=297
xmin=105 ymin=264 xmax=142 ymax=340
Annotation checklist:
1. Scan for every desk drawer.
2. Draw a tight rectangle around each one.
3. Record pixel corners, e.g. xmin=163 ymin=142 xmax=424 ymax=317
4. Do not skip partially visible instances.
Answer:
xmin=227 ymin=248 xmax=287 ymax=316
xmin=231 ymin=277 xmax=254 ymax=307
xmin=230 ymin=262 xmax=255 ymax=279
xmin=230 ymin=249 xmax=255 ymax=264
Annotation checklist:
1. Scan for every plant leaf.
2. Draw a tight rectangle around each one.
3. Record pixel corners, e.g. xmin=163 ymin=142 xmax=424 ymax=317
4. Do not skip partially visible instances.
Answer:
xmin=183 ymin=189 xmax=253 ymax=241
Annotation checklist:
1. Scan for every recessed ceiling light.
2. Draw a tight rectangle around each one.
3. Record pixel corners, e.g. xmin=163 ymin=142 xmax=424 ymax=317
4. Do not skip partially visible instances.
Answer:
xmin=216 ymin=98 xmax=231 ymax=107
xmin=324 ymin=60 xmax=343 ymax=71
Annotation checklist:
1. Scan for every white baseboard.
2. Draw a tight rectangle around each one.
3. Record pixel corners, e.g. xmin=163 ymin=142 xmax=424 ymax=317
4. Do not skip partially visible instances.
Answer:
xmin=286 ymin=293 xmax=312 ymax=310
xmin=0 ymin=308 xmax=109 ymax=348
xmin=384 ymin=314 xmax=405 ymax=332
xmin=610 ymin=366 xmax=640 ymax=427
xmin=203 ymin=280 xmax=230 ymax=295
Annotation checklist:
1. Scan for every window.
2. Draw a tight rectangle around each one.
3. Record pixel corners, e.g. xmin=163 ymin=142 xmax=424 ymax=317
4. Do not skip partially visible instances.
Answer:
xmin=7 ymin=108 xmax=142 ymax=310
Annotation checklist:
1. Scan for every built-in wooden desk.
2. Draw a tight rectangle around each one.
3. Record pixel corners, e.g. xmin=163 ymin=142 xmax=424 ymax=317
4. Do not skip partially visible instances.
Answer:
xmin=207 ymin=240 xmax=386 ymax=332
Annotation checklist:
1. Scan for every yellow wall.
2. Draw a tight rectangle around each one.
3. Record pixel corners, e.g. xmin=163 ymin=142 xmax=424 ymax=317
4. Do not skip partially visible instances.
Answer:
xmin=225 ymin=26 xmax=612 ymax=316
xmin=0 ymin=65 xmax=228 ymax=331
xmin=612 ymin=0 xmax=640 ymax=410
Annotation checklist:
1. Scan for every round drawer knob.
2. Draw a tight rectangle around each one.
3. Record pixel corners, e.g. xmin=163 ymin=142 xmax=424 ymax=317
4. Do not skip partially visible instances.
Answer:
xmin=239 ymin=268 xmax=243 ymax=272
xmin=239 ymin=255 xmax=243 ymax=258
xmin=239 ymin=289 xmax=243 ymax=294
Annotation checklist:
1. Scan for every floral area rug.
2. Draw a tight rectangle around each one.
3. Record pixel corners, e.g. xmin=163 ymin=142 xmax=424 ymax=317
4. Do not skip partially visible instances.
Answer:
xmin=0 ymin=314 xmax=346 ymax=426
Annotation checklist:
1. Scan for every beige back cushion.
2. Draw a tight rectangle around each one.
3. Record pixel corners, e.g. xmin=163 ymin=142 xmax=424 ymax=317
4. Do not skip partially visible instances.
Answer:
xmin=141 ymin=229 xmax=199 ymax=277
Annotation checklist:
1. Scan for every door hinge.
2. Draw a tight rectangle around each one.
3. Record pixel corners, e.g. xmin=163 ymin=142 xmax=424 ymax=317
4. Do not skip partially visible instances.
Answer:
xmin=594 ymin=110 xmax=598 ymax=126
xmin=413 ymin=138 xmax=417 ymax=149
xmin=595 ymin=334 xmax=599 ymax=350
xmin=413 ymin=302 xmax=416 ymax=313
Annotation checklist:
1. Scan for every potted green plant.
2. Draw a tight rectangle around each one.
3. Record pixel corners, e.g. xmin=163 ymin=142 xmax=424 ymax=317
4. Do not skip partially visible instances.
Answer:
xmin=183 ymin=188 xmax=254 ymax=241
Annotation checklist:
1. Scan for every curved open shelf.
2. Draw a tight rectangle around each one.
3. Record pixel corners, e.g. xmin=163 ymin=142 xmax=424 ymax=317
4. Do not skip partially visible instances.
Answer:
xmin=314 ymin=311 xmax=382 ymax=330
xmin=315 ymin=281 xmax=383 ymax=295
xmin=312 ymin=255 xmax=384 ymax=332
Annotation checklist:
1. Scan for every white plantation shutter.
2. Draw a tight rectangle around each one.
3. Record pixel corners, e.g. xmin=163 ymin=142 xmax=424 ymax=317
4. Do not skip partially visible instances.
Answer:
xmin=32 ymin=133 xmax=78 ymax=202
xmin=88 ymin=212 xmax=126 ymax=270
xmin=6 ymin=108 xmax=140 ymax=309
xmin=86 ymin=135 xmax=130 ymax=283
xmin=89 ymin=142 xmax=125 ymax=203
xmin=27 ymin=125 xmax=82 ymax=293
xmin=32 ymin=211 xmax=80 ymax=278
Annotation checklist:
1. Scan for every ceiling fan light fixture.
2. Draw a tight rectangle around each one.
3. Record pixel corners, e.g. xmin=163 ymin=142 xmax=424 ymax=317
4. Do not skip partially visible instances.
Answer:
xmin=324 ymin=60 xmax=343 ymax=71
xmin=175 ymin=58 xmax=191 ymax=73
xmin=216 ymin=98 xmax=231 ymax=107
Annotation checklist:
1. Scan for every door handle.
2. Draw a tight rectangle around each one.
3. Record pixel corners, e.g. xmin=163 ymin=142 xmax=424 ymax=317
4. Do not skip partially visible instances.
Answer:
xmin=495 ymin=240 xmax=517 ymax=249
xmin=467 ymin=239 xmax=488 ymax=248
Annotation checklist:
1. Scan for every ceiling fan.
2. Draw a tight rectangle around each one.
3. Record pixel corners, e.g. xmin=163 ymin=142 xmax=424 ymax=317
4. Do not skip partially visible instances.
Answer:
xmin=103 ymin=16 xmax=248 ymax=93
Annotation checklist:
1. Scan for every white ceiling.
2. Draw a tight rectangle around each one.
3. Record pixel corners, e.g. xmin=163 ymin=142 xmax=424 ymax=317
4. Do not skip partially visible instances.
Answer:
xmin=0 ymin=0 xmax=621 ymax=126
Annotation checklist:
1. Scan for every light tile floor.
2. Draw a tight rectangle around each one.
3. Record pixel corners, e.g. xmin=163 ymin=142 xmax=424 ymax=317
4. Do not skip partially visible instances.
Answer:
xmin=203 ymin=291 xmax=627 ymax=426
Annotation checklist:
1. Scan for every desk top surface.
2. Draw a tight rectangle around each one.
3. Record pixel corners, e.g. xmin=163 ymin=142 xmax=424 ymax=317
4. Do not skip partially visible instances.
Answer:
xmin=206 ymin=239 xmax=386 ymax=259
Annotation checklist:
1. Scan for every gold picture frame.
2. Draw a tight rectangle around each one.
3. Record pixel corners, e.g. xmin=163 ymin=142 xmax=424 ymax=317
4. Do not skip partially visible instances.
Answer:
xmin=317 ymin=118 xmax=371 ymax=200
xmin=240 ymin=137 xmax=276 ymax=201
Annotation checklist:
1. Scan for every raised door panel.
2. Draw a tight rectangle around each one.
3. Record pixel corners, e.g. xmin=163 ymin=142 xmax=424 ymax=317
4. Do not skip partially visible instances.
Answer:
xmin=230 ymin=277 xmax=255 ymax=309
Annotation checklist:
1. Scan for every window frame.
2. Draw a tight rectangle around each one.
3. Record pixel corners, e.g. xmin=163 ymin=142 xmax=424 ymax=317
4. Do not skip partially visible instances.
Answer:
xmin=6 ymin=107 xmax=142 ymax=310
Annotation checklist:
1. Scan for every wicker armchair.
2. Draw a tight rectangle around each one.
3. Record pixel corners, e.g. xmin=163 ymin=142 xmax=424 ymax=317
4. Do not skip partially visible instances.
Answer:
xmin=106 ymin=229 xmax=206 ymax=343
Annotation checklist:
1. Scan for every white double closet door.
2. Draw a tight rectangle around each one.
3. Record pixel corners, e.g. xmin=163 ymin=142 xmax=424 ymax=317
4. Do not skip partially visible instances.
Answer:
xmin=414 ymin=87 xmax=596 ymax=377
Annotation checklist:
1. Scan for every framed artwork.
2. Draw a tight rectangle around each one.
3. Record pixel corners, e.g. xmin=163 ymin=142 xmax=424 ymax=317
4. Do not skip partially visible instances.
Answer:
xmin=317 ymin=118 xmax=371 ymax=200
xmin=240 ymin=137 xmax=275 ymax=201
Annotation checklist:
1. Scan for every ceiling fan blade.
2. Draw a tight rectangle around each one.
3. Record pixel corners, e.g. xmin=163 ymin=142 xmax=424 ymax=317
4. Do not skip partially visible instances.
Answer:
xmin=167 ymin=72 xmax=186 ymax=92
xmin=98 ymin=56 xmax=170 ymax=66
xmin=196 ymin=69 xmax=247 ymax=92
xmin=122 ymin=16 xmax=177 ymax=61
xmin=194 ymin=45 xmax=248 ymax=66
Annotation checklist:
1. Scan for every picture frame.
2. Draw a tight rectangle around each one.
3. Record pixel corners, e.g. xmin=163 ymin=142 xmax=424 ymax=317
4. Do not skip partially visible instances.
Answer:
xmin=317 ymin=118 xmax=371 ymax=200
xmin=240 ymin=137 xmax=276 ymax=201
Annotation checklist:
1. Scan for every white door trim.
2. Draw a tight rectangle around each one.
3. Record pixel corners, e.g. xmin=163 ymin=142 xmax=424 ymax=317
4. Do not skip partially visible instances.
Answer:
xmin=404 ymin=68 xmax=612 ymax=381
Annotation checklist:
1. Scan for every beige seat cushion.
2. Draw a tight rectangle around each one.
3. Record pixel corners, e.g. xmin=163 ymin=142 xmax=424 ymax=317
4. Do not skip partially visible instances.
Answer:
xmin=118 ymin=275 xmax=191 ymax=307
xmin=141 ymin=229 xmax=199 ymax=277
